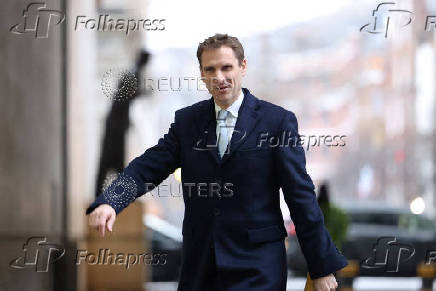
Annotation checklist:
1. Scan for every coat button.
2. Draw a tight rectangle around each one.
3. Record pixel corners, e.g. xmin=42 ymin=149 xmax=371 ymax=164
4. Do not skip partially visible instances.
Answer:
xmin=213 ymin=208 xmax=220 ymax=216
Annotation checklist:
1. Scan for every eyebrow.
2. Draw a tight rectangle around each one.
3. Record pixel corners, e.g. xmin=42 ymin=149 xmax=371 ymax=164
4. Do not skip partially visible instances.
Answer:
xmin=203 ymin=63 xmax=234 ymax=70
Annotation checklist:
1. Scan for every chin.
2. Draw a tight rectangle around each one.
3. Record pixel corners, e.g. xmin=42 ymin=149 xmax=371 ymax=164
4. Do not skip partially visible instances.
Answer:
xmin=216 ymin=93 xmax=232 ymax=102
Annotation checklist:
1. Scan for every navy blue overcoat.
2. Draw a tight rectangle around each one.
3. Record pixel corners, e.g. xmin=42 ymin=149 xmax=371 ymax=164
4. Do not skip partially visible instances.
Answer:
xmin=87 ymin=88 xmax=348 ymax=290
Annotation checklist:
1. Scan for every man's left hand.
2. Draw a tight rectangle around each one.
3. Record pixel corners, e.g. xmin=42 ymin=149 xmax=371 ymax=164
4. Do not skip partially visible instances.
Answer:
xmin=312 ymin=273 xmax=338 ymax=291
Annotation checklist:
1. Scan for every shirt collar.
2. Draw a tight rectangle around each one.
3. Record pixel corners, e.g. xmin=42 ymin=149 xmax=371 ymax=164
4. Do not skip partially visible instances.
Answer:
xmin=214 ymin=89 xmax=244 ymax=119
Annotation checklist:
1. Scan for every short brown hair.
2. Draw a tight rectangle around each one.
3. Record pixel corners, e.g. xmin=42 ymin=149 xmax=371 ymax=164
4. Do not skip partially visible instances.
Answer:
xmin=197 ymin=33 xmax=245 ymax=68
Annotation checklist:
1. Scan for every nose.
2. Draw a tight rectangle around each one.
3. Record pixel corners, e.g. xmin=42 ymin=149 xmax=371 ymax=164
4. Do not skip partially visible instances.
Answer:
xmin=213 ymin=70 xmax=226 ymax=84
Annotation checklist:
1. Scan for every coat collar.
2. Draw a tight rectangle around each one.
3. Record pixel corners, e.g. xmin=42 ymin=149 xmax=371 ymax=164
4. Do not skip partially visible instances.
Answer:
xmin=194 ymin=88 xmax=260 ymax=166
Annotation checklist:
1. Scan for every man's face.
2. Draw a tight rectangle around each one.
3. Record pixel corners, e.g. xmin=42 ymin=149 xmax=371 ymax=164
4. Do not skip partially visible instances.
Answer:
xmin=200 ymin=46 xmax=247 ymax=109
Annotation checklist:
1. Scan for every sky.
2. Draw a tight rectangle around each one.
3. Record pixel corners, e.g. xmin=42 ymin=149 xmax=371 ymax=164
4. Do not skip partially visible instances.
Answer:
xmin=145 ymin=0 xmax=356 ymax=50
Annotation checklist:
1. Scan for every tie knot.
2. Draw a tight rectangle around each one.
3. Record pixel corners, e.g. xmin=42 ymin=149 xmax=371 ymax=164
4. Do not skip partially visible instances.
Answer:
xmin=217 ymin=109 xmax=228 ymax=121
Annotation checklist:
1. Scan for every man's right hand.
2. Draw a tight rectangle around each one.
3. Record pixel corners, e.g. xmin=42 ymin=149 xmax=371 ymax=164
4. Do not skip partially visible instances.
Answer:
xmin=88 ymin=204 xmax=116 ymax=237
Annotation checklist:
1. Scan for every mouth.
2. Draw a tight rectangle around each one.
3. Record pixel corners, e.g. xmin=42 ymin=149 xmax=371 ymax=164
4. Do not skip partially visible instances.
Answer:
xmin=215 ymin=84 xmax=231 ymax=94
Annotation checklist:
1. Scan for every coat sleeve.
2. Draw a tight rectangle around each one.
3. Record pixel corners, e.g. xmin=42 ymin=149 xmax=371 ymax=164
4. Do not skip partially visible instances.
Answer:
xmin=274 ymin=110 xmax=348 ymax=279
xmin=86 ymin=110 xmax=181 ymax=215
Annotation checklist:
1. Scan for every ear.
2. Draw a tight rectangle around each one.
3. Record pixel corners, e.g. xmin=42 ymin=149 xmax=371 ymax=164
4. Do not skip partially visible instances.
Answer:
xmin=241 ymin=59 xmax=247 ymax=77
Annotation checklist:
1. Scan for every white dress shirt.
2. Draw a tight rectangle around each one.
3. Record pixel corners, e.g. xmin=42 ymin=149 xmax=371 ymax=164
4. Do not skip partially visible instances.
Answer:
xmin=214 ymin=89 xmax=244 ymax=148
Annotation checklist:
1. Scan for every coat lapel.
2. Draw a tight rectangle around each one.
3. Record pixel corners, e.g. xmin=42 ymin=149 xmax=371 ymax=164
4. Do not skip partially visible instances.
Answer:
xmin=220 ymin=88 xmax=260 ymax=165
xmin=193 ymin=88 xmax=260 ymax=166
xmin=193 ymin=96 xmax=221 ymax=165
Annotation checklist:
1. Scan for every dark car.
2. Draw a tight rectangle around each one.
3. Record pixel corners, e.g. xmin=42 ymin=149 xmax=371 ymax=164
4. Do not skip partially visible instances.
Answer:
xmin=286 ymin=205 xmax=436 ymax=277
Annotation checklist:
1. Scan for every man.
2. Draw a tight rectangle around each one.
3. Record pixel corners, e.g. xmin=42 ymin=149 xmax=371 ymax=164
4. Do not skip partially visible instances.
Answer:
xmin=87 ymin=34 xmax=348 ymax=291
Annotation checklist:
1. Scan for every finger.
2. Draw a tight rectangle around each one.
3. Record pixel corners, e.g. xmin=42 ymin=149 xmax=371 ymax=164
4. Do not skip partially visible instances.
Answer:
xmin=107 ymin=213 xmax=115 ymax=232
xmin=99 ymin=223 xmax=105 ymax=237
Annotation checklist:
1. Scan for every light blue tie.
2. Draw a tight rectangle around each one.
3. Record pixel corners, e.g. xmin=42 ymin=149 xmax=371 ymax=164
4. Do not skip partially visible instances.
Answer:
xmin=217 ymin=109 xmax=229 ymax=157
